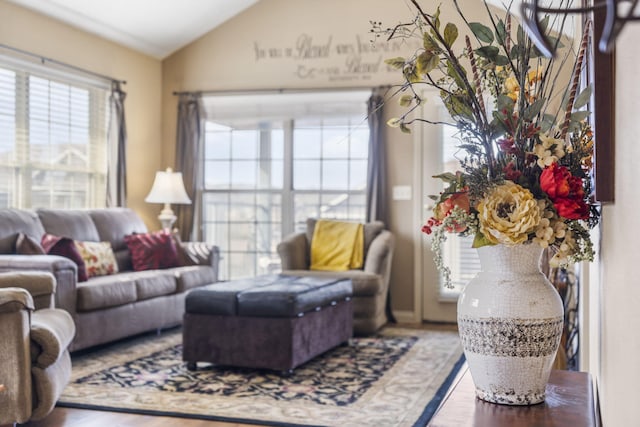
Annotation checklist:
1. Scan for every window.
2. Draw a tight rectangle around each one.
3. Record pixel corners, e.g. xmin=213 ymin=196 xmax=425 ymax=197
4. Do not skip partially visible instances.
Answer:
xmin=439 ymin=121 xmax=481 ymax=299
xmin=201 ymin=91 xmax=370 ymax=280
xmin=0 ymin=55 xmax=110 ymax=209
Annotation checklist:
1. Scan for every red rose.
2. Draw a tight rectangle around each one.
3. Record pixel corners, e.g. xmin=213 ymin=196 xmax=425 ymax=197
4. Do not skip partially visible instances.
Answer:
xmin=540 ymin=163 xmax=589 ymax=220
xmin=554 ymin=198 xmax=590 ymax=220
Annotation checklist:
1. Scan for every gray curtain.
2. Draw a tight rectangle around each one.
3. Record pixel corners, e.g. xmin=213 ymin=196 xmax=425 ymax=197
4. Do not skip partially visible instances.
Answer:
xmin=366 ymin=89 xmax=389 ymax=226
xmin=174 ymin=93 xmax=205 ymax=241
xmin=366 ymin=88 xmax=395 ymax=323
xmin=106 ymin=81 xmax=127 ymax=207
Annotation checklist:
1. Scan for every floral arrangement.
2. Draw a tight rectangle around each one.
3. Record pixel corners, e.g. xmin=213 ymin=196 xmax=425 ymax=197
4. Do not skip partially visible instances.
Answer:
xmin=377 ymin=0 xmax=599 ymax=286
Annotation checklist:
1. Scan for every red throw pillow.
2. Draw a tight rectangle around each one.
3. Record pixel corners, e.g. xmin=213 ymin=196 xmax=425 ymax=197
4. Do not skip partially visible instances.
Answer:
xmin=124 ymin=231 xmax=180 ymax=271
xmin=41 ymin=234 xmax=88 ymax=282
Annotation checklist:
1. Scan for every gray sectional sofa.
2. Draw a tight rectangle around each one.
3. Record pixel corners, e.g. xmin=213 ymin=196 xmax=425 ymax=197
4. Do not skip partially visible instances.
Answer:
xmin=0 ymin=208 xmax=219 ymax=351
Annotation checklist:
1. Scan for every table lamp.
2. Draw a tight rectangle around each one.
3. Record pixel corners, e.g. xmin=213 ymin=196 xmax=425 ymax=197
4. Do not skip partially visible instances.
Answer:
xmin=145 ymin=167 xmax=192 ymax=230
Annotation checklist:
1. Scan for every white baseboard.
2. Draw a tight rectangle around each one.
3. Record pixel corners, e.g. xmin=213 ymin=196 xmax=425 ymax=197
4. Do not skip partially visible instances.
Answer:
xmin=392 ymin=310 xmax=421 ymax=324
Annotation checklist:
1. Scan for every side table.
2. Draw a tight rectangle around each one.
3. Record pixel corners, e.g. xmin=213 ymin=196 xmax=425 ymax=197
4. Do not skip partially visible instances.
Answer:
xmin=428 ymin=367 xmax=600 ymax=427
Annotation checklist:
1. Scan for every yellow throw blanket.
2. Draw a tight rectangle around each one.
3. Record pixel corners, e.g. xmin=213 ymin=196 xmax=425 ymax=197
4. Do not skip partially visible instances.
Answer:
xmin=310 ymin=219 xmax=364 ymax=271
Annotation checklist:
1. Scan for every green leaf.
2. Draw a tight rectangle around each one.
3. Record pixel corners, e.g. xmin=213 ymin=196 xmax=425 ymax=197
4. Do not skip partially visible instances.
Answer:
xmin=469 ymin=22 xmax=494 ymax=44
xmin=433 ymin=6 xmax=441 ymax=32
xmin=494 ymin=55 xmax=510 ymax=66
xmin=385 ymin=57 xmax=405 ymax=69
xmin=403 ymin=64 xmax=421 ymax=83
xmin=433 ymin=172 xmax=458 ymax=182
xmin=423 ymin=33 xmax=440 ymax=52
xmin=573 ymin=84 xmax=593 ymax=109
xmin=387 ymin=117 xmax=402 ymax=128
xmin=497 ymin=94 xmax=515 ymax=112
xmin=416 ymin=51 xmax=439 ymax=74
xmin=538 ymin=15 xmax=550 ymax=34
xmin=442 ymin=93 xmax=474 ymax=121
xmin=524 ymin=98 xmax=545 ymax=121
xmin=510 ymin=44 xmax=525 ymax=58
xmin=517 ymin=24 xmax=525 ymax=45
xmin=475 ymin=46 xmax=500 ymax=60
xmin=570 ymin=110 xmax=591 ymax=122
xmin=400 ymin=123 xmax=411 ymax=134
xmin=496 ymin=19 xmax=506 ymax=45
xmin=446 ymin=60 xmax=466 ymax=88
xmin=398 ymin=94 xmax=414 ymax=107
xmin=444 ymin=22 xmax=459 ymax=47
xmin=472 ymin=231 xmax=495 ymax=249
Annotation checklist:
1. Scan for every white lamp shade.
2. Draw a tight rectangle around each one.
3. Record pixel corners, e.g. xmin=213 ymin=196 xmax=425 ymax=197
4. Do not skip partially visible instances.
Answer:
xmin=145 ymin=168 xmax=192 ymax=205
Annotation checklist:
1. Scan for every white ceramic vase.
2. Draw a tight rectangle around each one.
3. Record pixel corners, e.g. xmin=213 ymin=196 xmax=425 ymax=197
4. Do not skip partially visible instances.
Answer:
xmin=457 ymin=243 xmax=564 ymax=405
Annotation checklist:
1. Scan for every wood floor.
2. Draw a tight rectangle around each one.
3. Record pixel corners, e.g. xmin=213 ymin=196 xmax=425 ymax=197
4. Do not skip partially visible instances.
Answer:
xmin=14 ymin=322 xmax=457 ymax=427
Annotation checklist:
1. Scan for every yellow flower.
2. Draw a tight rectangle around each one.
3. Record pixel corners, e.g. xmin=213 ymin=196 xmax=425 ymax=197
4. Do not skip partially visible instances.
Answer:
xmin=504 ymin=76 xmax=519 ymax=101
xmin=477 ymin=181 xmax=542 ymax=245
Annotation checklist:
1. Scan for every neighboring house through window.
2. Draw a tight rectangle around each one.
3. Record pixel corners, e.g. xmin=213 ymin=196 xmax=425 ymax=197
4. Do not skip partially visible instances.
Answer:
xmin=0 ymin=54 xmax=110 ymax=209
xmin=201 ymin=91 xmax=370 ymax=280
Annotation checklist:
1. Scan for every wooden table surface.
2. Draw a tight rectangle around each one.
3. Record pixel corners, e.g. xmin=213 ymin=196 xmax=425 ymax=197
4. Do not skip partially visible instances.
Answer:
xmin=428 ymin=367 xmax=600 ymax=427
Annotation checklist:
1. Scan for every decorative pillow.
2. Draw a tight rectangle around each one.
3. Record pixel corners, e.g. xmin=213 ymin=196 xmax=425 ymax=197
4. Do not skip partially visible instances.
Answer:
xmin=16 ymin=233 xmax=45 ymax=255
xmin=124 ymin=231 xmax=180 ymax=271
xmin=75 ymin=241 xmax=119 ymax=278
xmin=0 ymin=233 xmax=18 ymax=254
xmin=41 ymin=234 xmax=88 ymax=282
xmin=170 ymin=231 xmax=198 ymax=266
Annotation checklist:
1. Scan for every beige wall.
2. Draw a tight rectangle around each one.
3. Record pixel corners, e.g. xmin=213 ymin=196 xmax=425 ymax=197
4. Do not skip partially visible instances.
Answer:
xmin=0 ymin=0 xmax=163 ymax=228
xmin=162 ymin=0 xmax=497 ymax=316
xmin=596 ymin=26 xmax=640 ymax=426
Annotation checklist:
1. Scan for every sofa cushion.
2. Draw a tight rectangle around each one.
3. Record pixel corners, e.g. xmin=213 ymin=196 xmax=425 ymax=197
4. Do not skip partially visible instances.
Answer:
xmin=174 ymin=265 xmax=217 ymax=293
xmin=75 ymin=241 xmax=119 ymax=278
xmin=41 ymin=234 xmax=88 ymax=282
xmin=37 ymin=209 xmax=100 ymax=242
xmin=76 ymin=276 xmax=137 ymax=311
xmin=0 ymin=209 xmax=45 ymax=250
xmin=124 ymin=231 xmax=180 ymax=271
xmin=131 ymin=270 xmax=177 ymax=301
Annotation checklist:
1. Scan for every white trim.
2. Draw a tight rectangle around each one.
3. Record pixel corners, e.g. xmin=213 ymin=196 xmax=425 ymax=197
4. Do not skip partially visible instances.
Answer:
xmin=412 ymin=100 xmax=425 ymax=324
xmin=393 ymin=310 xmax=421 ymax=324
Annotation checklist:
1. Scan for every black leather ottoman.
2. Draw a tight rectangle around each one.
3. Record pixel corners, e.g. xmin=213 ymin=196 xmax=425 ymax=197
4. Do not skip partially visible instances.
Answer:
xmin=182 ymin=274 xmax=353 ymax=372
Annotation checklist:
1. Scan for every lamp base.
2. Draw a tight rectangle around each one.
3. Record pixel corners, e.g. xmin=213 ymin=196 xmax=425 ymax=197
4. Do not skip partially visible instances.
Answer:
xmin=158 ymin=204 xmax=176 ymax=231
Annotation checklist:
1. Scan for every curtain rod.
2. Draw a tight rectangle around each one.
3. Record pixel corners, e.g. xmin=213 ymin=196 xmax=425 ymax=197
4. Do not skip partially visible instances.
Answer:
xmin=0 ymin=44 xmax=126 ymax=85
xmin=172 ymin=85 xmax=391 ymax=96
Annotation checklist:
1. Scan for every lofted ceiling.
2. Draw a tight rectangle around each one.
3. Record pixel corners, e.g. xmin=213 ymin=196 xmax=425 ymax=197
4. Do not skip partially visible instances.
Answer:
xmin=6 ymin=0 xmax=260 ymax=59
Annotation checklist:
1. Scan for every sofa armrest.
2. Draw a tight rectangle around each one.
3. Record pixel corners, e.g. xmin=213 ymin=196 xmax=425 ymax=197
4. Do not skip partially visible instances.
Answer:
xmin=0 ymin=272 xmax=56 ymax=310
xmin=179 ymin=241 xmax=220 ymax=271
xmin=0 ymin=255 xmax=77 ymax=317
xmin=0 ymin=287 xmax=33 ymax=424
xmin=277 ymin=232 xmax=309 ymax=270
xmin=364 ymin=230 xmax=395 ymax=283
xmin=30 ymin=308 xmax=75 ymax=369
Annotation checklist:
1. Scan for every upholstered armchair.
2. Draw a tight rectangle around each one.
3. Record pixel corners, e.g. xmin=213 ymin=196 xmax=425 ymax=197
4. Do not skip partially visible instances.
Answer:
xmin=0 ymin=272 xmax=75 ymax=425
xmin=277 ymin=219 xmax=395 ymax=335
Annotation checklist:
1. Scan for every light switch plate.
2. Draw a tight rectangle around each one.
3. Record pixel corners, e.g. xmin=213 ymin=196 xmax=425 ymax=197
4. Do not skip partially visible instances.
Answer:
xmin=392 ymin=185 xmax=412 ymax=201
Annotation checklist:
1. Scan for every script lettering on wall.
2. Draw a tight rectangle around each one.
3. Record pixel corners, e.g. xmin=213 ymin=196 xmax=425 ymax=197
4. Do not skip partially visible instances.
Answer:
xmin=253 ymin=33 xmax=420 ymax=82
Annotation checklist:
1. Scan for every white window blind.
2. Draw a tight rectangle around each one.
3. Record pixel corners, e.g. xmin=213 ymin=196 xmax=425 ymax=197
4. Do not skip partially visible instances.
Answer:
xmin=0 ymin=54 xmax=110 ymax=209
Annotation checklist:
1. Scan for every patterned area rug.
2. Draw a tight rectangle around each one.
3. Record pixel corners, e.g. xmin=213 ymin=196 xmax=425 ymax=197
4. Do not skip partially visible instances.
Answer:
xmin=59 ymin=326 xmax=464 ymax=427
